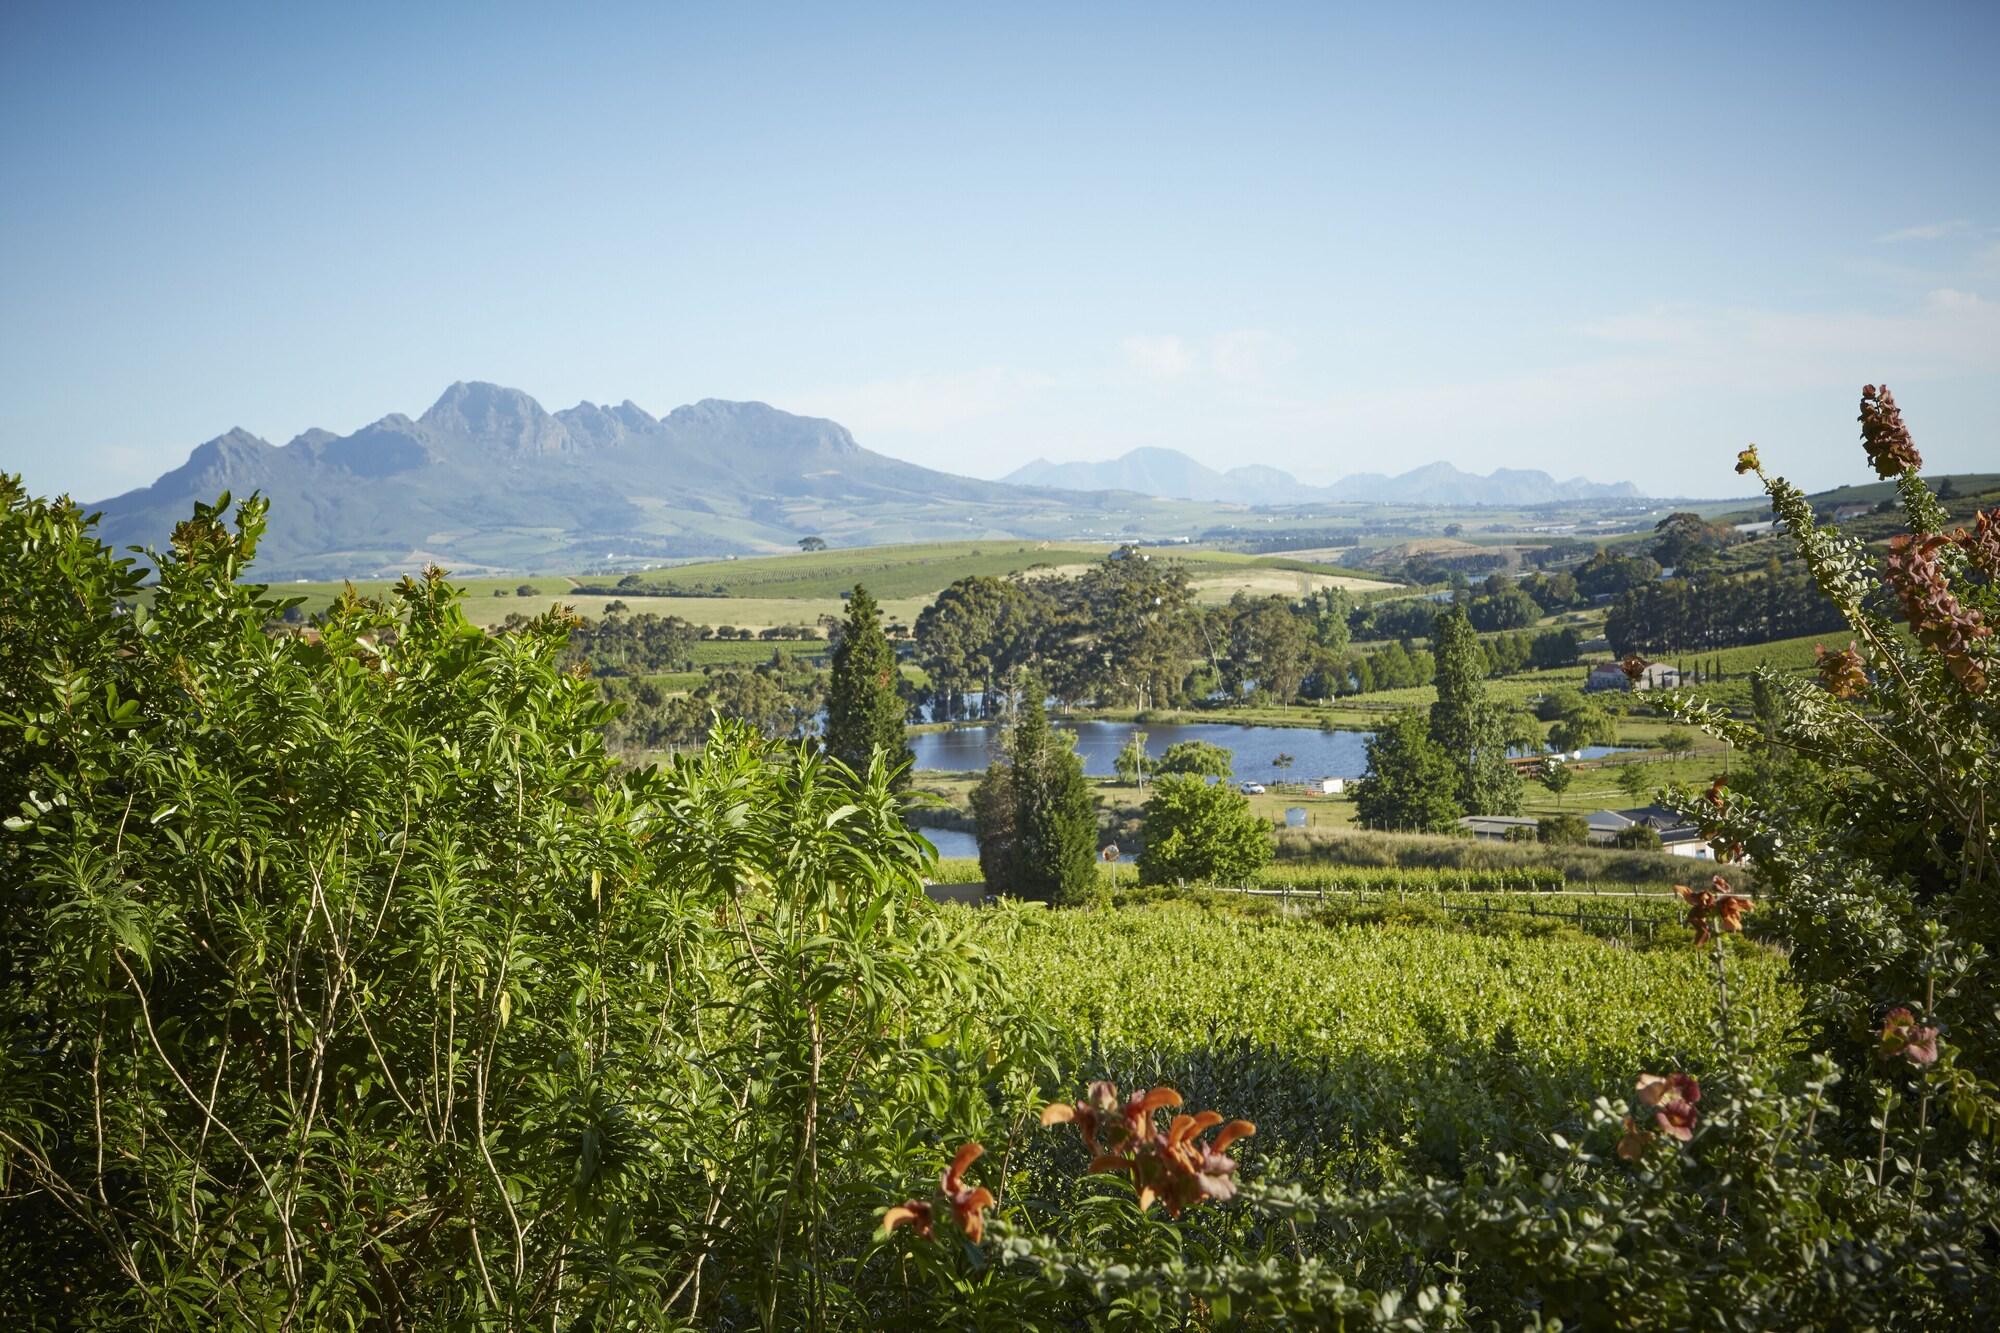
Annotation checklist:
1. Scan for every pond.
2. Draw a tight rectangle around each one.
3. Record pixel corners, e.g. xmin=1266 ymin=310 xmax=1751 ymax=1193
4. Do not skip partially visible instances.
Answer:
xmin=908 ymin=719 xmax=1629 ymax=783
xmin=911 ymin=720 xmax=1369 ymax=783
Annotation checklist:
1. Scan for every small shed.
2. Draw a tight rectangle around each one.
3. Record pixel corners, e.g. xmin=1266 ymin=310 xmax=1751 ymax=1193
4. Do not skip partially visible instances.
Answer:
xmin=1316 ymin=776 xmax=1346 ymax=795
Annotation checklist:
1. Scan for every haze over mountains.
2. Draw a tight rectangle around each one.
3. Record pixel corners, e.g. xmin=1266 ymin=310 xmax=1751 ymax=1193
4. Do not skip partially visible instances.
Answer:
xmin=1004 ymin=447 xmax=1641 ymax=506
xmin=91 ymin=382 xmax=1646 ymax=579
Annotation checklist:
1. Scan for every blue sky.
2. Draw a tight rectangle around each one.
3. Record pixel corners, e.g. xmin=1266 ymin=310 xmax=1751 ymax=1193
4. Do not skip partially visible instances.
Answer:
xmin=2 ymin=0 xmax=1995 ymax=502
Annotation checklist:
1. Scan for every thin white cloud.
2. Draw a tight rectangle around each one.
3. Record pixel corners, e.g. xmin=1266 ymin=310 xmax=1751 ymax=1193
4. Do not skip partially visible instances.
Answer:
xmin=1121 ymin=330 xmax=1294 ymax=383
xmin=1877 ymin=219 xmax=1973 ymax=243
xmin=1120 ymin=335 xmax=1197 ymax=379
xmin=1209 ymin=329 xmax=1296 ymax=383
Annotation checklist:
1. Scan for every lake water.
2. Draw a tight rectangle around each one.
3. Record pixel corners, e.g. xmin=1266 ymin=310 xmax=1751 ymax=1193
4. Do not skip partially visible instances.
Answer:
xmin=911 ymin=720 xmax=1372 ymax=783
xmin=916 ymin=827 xmax=981 ymax=859
xmin=908 ymin=719 xmax=1628 ymax=783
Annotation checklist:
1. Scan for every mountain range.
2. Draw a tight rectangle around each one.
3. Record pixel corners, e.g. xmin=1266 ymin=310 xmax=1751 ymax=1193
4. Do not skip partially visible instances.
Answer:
xmin=1003 ymin=447 xmax=1641 ymax=506
xmin=90 ymin=382 xmax=1187 ymax=579
xmin=89 ymin=383 xmax=1644 ymax=579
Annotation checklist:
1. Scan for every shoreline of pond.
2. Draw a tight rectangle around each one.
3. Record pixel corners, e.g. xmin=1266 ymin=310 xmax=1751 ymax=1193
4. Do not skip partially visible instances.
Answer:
xmin=907 ymin=707 xmax=1383 ymax=736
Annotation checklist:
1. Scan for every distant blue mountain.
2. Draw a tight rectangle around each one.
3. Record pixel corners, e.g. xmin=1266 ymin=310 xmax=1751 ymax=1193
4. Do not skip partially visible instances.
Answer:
xmin=1005 ymin=448 xmax=1640 ymax=506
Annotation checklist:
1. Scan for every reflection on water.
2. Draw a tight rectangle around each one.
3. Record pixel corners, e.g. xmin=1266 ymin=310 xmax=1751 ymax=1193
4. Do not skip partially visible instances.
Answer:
xmin=908 ymin=719 xmax=1628 ymax=783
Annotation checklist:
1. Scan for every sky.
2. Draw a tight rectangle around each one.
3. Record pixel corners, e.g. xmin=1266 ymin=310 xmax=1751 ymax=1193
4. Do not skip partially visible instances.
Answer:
xmin=2 ymin=0 xmax=1996 ymax=503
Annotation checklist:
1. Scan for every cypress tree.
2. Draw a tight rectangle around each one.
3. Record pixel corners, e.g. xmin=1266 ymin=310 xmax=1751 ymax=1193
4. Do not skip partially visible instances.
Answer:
xmin=824 ymin=585 xmax=913 ymax=787
xmin=1007 ymin=672 xmax=1101 ymax=906
xmin=1428 ymin=604 xmax=1523 ymax=815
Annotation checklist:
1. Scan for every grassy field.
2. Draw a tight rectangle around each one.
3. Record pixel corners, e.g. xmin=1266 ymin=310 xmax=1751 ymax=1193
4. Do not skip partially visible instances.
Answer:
xmin=261 ymin=540 xmax=1395 ymax=631
xmin=579 ymin=541 xmax=1387 ymax=600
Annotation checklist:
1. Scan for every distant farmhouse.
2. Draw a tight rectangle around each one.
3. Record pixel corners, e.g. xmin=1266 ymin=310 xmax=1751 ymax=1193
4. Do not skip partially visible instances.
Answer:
xmin=1586 ymin=805 xmax=1715 ymax=859
xmin=1584 ymin=661 xmax=1681 ymax=692
xmin=1459 ymin=814 xmax=1540 ymax=842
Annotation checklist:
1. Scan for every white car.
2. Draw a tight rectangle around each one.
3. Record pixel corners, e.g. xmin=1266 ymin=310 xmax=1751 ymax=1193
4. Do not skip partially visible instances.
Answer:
xmin=1240 ymin=781 xmax=1267 ymax=795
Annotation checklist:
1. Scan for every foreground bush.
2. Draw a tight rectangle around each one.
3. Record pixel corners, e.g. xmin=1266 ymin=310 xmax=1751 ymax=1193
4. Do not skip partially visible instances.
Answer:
xmin=0 ymin=483 xmax=1040 ymax=1327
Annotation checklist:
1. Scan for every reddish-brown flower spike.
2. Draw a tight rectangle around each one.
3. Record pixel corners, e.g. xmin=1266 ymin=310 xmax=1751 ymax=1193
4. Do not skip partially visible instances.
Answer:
xmin=1050 ymin=1082 xmax=1254 ymax=1219
xmin=1620 ymin=654 xmax=1650 ymax=683
xmin=1816 ymin=642 xmax=1870 ymax=699
xmin=1859 ymin=383 xmax=1922 ymax=477
xmin=1041 ymin=1079 xmax=1124 ymax=1154
xmin=1885 ymin=533 xmax=1990 ymax=694
xmin=1953 ymin=508 xmax=2000 ymax=581
xmin=1211 ymin=1119 xmax=1256 ymax=1154
xmin=1676 ymin=877 xmax=1751 ymax=945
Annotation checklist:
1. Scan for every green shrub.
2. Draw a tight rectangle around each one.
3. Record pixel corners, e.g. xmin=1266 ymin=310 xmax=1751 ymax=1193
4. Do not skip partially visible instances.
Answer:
xmin=1137 ymin=774 xmax=1273 ymax=886
xmin=1613 ymin=822 xmax=1663 ymax=850
xmin=1538 ymin=813 xmax=1590 ymax=845
xmin=0 ymin=482 xmax=1044 ymax=1327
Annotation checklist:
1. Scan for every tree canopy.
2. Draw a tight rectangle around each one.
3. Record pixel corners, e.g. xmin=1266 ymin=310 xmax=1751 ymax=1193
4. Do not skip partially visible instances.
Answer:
xmin=824 ymin=584 xmax=912 ymax=785
xmin=1137 ymin=775 xmax=1272 ymax=886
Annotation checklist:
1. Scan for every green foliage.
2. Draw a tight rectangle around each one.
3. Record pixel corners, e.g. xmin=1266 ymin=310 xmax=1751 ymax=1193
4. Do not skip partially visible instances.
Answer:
xmin=1154 ymin=739 xmax=1235 ymax=779
xmin=1538 ymin=812 xmax=1589 ymax=845
xmin=912 ymin=574 xmax=1048 ymax=720
xmin=1547 ymin=692 xmax=1616 ymax=753
xmin=976 ymin=902 xmax=1789 ymax=1171
xmin=969 ymin=761 xmax=1019 ymax=888
xmin=0 ymin=481 xmax=1042 ymax=1326
xmin=1538 ymin=759 xmax=1575 ymax=805
xmin=1530 ymin=624 xmax=1582 ymax=668
xmin=974 ymin=675 xmax=1102 ymax=906
xmin=1615 ymin=760 xmax=1654 ymax=805
xmin=823 ymin=584 xmax=912 ymax=785
xmin=1612 ymin=822 xmax=1663 ymax=850
xmin=1352 ymin=710 xmax=1463 ymax=833
xmin=1428 ymin=604 xmax=1524 ymax=814
xmin=1137 ymin=775 xmax=1273 ymax=886
xmin=1112 ymin=729 xmax=1151 ymax=786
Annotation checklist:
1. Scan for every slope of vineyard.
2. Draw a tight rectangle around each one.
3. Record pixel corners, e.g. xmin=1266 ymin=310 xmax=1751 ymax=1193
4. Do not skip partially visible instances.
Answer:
xmin=969 ymin=902 xmax=1793 ymax=1181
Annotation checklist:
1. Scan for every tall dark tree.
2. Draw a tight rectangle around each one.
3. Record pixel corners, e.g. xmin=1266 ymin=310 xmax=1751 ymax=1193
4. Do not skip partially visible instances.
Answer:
xmin=1353 ymin=710 xmax=1463 ymax=832
xmin=1428 ymin=604 xmax=1523 ymax=814
xmin=1005 ymin=672 xmax=1101 ymax=905
xmin=823 ymin=585 xmax=912 ymax=786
